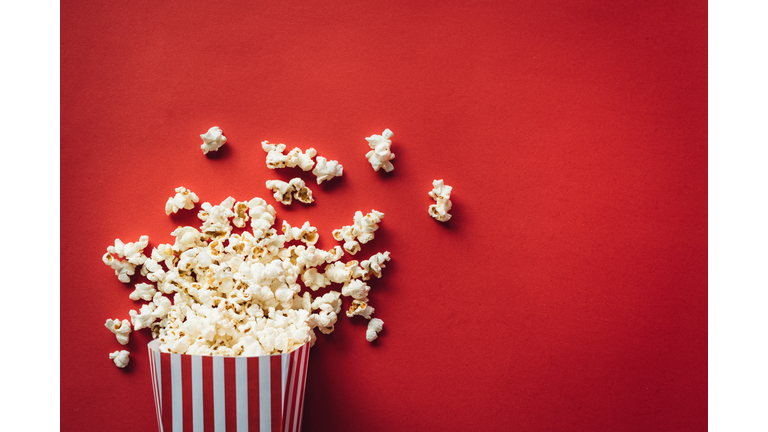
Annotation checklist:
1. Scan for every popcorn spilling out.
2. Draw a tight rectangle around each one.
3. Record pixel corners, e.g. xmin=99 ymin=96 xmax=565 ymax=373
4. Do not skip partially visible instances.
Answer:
xmin=105 ymin=319 xmax=132 ymax=345
xmin=109 ymin=350 xmax=130 ymax=368
xmin=200 ymin=127 xmax=227 ymax=154
xmin=165 ymin=186 xmax=200 ymax=215
xmin=332 ymin=210 xmax=385 ymax=255
xmin=365 ymin=129 xmax=395 ymax=172
xmin=429 ymin=179 xmax=453 ymax=222
xmin=103 ymin=192 xmax=389 ymax=357
xmin=266 ymin=178 xmax=314 ymax=205
xmin=312 ymin=156 xmax=343 ymax=184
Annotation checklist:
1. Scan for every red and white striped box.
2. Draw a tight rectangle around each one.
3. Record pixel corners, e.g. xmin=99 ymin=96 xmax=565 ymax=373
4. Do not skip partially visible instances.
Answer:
xmin=147 ymin=339 xmax=310 ymax=432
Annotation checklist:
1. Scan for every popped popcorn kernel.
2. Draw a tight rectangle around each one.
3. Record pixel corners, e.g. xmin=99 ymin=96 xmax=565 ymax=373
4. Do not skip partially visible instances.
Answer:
xmin=366 ymin=318 xmax=384 ymax=342
xmin=332 ymin=210 xmax=384 ymax=255
xmin=165 ymin=186 xmax=200 ymax=215
xmin=429 ymin=179 xmax=453 ymax=222
xmin=365 ymin=129 xmax=395 ymax=172
xmin=266 ymin=178 xmax=314 ymax=205
xmin=105 ymin=318 xmax=132 ymax=345
xmin=312 ymin=156 xmax=343 ymax=184
xmin=109 ymin=350 xmax=130 ymax=368
xmin=200 ymin=127 xmax=227 ymax=154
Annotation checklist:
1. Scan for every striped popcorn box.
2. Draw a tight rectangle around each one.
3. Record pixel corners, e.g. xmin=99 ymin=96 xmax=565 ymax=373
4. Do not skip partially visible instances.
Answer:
xmin=147 ymin=339 xmax=311 ymax=432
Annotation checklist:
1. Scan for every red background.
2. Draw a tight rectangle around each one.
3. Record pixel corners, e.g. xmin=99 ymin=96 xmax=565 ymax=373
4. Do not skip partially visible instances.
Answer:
xmin=60 ymin=1 xmax=707 ymax=431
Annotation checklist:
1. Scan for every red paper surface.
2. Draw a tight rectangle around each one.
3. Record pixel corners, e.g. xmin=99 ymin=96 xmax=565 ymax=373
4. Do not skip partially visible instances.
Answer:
xmin=61 ymin=1 xmax=707 ymax=431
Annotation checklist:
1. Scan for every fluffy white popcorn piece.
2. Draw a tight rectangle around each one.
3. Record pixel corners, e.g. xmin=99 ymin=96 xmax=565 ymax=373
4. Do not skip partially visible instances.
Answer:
xmin=332 ymin=210 xmax=384 ymax=255
xmin=341 ymin=279 xmax=370 ymax=300
xmin=103 ymin=236 xmax=149 ymax=283
xmin=312 ymin=156 xmax=343 ymax=184
xmin=347 ymin=299 xmax=375 ymax=319
xmin=285 ymin=147 xmax=317 ymax=171
xmin=247 ymin=197 xmax=276 ymax=238
xmin=365 ymin=129 xmax=395 ymax=172
xmin=198 ymin=197 xmax=236 ymax=238
xmin=366 ymin=318 xmax=384 ymax=342
xmin=429 ymin=179 xmax=453 ymax=222
xmin=360 ymin=251 xmax=391 ymax=280
xmin=261 ymin=141 xmax=290 ymax=168
xmin=282 ymin=220 xmax=319 ymax=245
xmin=165 ymin=186 xmax=200 ymax=215
xmin=232 ymin=201 xmax=250 ymax=228
xmin=130 ymin=282 xmax=157 ymax=301
xmin=266 ymin=178 xmax=314 ymax=205
xmin=105 ymin=319 xmax=132 ymax=345
xmin=109 ymin=350 xmax=130 ymax=368
xmin=200 ymin=126 xmax=227 ymax=154
xmin=129 ymin=302 xmax=157 ymax=331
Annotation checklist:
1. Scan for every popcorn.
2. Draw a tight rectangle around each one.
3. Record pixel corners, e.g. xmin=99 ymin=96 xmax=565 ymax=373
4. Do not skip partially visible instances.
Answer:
xmin=282 ymin=220 xmax=319 ymax=245
xmin=105 ymin=318 xmax=132 ymax=345
xmin=429 ymin=179 xmax=453 ymax=222
xmin=366 ymin=318 xmax=384 ymax=342
xmin=102 ymin=236 xmax=149 ymax=283
xmin=360 ymin=251 xmax=391 ymax=280
xmin=332 ymin=210 xmax=384 ymax=255
xmin=261 ymin=141 xmax=289 ymax=168
xmin=200 ymin=127 xmax=227 ymax=154
xmin=265 ymin=178 xmax=314 ymax=205
xmin=105 ymin=191 xmax=392 ymax=357
xmin=109 ymin=350 xmax=130 ymax=368
xmin=365 ymin=129 xmax=395 ymax=172
xmin=285 ymin=147 xmax=317 ymax=171
xmin=165 ymin=186 xmax=199 ymax=215
xmin=312 ymin=156 xmax=343 ymax=184
xmin=129 ymin=282 xmax=157 ymax=301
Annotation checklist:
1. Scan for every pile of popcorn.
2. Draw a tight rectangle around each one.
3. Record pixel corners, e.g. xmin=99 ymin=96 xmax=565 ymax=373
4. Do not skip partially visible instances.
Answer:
xmin=103 ymin=126 xmax=452 ymax=368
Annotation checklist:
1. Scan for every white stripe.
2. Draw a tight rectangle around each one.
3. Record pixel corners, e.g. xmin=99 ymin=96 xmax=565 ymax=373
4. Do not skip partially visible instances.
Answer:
xmin=281 ymin=353 xmax=289 ymax=411
xmin=171 ymin=354 xmax=183 ymax=432
xmin=236 ymin=357 xmax=248 ymax=432
xmin=259 ymin=356 xmax=271 ymax=432
xmin=148 ymin=341 xmax=163 ymax=432
xmin=213 ymin=356 xmax=226 ymax=432
xmin=291 ymin=346 xmax=307 ymax=432
xmin=191 ymin=355 xmax=204 ymax=432
xmin=154 ymin=344 xmax=164 ymax=432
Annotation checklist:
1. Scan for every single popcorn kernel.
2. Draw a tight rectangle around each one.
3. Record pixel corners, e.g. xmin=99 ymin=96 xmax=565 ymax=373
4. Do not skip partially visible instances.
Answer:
xmin=200 ymin=127 xmax=227 ymax=154
xmin=429 ymin=179 xmax=453 ymax=222
xmin=365 ymin=129 xmax=395 ymax=172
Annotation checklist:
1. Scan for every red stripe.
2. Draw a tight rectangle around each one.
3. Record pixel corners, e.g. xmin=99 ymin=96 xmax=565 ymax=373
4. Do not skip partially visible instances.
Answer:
xmin=161 ymin=352 xmax=173 ymax=432
xmin=149 ymin=348 xmax=162 ymax=432
xmin=202 ymin=356 xmax=215 ymax=432
xmin=182 ymin=355 xmax=193 ymax=432
xmin=248 ymin=357 xmax=260 ymax=432
xmin=225 ymin=357 xmax=238 ymax=432
xmin=271 ymin=355 xmax=283 ymax=432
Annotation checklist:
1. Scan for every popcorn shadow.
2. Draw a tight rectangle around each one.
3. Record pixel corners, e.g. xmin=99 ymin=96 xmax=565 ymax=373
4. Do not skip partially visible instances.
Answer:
xmin=431 ymin=197 xmax=462 ymax=232
xmin=316 ymin=170 xmax=347 ymax=194
xmin=204 ymin=142 xmax=232 ymax=160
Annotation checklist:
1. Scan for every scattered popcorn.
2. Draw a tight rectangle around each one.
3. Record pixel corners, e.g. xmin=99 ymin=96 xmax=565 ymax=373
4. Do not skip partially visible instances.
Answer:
xmin=200 ymin=127 xmax=227 ymax=154
xmin=429 ymin=179 xmax=453 ymax=222
xmin=312 ymin=156 xmax=343 ymax=184
xmin=266 ymin=178 xmax=314 ymax=205
xmin=365 ymin=129 xmax=395 ymax=172
xmin=130 ymin=282 xmax=157 ymax=301
xmin=165 ymin=186 xmax=200 ymax=215
xmin=346 ymin=299 xmax=375 ymax=319
xmin=332 ymin=210 xmax=384 ymax=255
xmin=285 ymin=147 xmax=317 ymax=171
xmin=360 ymin=251 xmax=391 ymax=280
xmin=109 ymin=350 xmax=131 ymax=368
xmin=102 ymin=236 xmax=149 ymax=283
xmin=366 ymin=318 xmax=384 ymax=342
xmin=105 ymin=319 xmax=132 ymax=345
xmin=261 ymin=141 xmax=289 ymax=168
xmin=282 ymin=220 xmax=319 ymax=245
